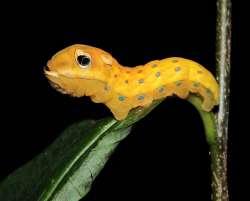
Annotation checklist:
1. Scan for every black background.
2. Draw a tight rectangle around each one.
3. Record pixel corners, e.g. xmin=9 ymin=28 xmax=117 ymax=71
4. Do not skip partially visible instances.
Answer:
xmin=0 ymin=0 xmax=245 ymax=201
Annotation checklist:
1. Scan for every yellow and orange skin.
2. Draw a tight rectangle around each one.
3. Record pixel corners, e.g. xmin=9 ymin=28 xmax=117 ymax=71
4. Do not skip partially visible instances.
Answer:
xmin=44 ymin=44 xmax=219 ymax=120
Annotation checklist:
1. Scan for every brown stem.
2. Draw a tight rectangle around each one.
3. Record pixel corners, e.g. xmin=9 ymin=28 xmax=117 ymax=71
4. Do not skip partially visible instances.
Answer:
xmin=213 ymin=0 xmax=232 ymax=200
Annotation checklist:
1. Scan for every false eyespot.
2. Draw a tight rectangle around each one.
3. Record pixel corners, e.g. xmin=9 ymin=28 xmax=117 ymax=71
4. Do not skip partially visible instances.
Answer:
xmin=75 ymin=49 xmax=91 ymax=69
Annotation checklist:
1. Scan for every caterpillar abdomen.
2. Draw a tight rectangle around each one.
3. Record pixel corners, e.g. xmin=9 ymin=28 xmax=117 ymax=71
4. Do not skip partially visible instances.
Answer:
xmin=105 ymin=57 xmax=219 ymax=120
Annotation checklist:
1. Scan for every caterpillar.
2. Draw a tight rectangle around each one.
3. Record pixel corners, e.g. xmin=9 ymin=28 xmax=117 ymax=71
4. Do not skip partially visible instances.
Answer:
xmin=44 ymin=44 xmax=219 ymax=120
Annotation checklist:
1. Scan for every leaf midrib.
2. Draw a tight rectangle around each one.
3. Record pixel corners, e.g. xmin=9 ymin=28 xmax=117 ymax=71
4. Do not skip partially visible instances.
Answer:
xmin=38 ymin=119 xmax=117 ymax=201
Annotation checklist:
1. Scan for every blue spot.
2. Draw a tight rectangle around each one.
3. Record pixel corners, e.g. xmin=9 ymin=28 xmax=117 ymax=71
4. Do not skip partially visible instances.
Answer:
xmin=175 ymin=66 xmax=181 ymax=72
xmin=152 ymin=64 xmax=157 ymax=68
xmin=104 ymin=85 xmax=109 ymax=91
xmin=119 ymin=95 xmax=126 ymax=101
xmin=159 ymin=86 xmax=165 ymax=93
xmin=137 ymin=95 xmax=145 ymax=100
xmin=155 ymin=72 xmax=161 ymax=77
xmin=193 ymin=82 xmax=200 ymax=87
xmin=206 ymin=88 xmax=211 ymax=95
xmin=175 ymin=80 xmax=183 ymax=86
xmin=138 ymin=79 xmax=144 ymax=84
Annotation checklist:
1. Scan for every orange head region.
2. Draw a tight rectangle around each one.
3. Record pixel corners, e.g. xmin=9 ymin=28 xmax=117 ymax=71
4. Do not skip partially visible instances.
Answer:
xmin=44 ymin=44 xmax=119 ymax=97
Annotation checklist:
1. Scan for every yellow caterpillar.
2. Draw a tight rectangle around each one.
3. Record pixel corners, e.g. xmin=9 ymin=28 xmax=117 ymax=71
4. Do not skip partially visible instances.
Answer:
xmin=44 ymin=44 xmax=219 ymax=120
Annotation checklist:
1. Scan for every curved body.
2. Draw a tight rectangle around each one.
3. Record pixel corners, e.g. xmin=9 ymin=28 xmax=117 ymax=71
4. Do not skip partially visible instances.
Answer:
xmin=45 ymin=44 xmax=219 ymax=120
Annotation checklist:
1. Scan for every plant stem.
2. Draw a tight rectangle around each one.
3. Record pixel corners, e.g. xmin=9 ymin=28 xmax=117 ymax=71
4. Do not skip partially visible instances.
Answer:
xmin=214 ymin=0 xmax=232 ymax=200
xmin=189 ymin=2 xmax=232 ymax=200
xmin=187 ymin=96 xmax=221 ymax=198
xmin=188 ymin=96 xmax=221 ymax=201
xmin=191 ymin=0 xmax=232 ymax=200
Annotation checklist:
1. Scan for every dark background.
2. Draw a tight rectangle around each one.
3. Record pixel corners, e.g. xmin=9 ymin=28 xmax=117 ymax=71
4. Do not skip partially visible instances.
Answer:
xmin=0 ymin=0 xmax=245 ymax=200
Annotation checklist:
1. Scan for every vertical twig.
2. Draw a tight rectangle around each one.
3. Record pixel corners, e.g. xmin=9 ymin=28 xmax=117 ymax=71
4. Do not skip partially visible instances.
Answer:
xmin=213 ymin=0 xmax=232 ymax=200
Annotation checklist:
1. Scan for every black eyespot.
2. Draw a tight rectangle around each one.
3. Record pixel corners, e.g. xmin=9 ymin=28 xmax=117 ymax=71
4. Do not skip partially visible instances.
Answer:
xmin=77 ymin=55 xmax=91 ymax=67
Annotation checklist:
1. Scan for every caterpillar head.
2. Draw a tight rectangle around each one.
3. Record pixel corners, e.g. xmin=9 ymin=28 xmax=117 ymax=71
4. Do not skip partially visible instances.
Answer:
xmin=44 ymin=44 xmax=117 ymax=96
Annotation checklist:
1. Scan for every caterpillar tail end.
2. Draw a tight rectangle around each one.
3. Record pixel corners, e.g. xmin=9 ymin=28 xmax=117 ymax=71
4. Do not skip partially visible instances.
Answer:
xmin=200 ymin=94 xmax=219 ymax=112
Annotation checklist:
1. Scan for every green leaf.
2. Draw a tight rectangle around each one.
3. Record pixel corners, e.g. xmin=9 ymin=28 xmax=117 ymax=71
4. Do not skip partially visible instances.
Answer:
xmin=0 ymin=99 xmax=163 ymax=201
